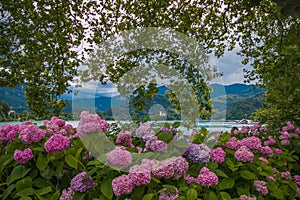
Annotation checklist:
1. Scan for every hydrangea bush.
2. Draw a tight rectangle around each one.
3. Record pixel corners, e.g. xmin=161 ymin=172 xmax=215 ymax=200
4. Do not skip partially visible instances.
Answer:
xmin=1 ymin=112 xmax=300 ymax=200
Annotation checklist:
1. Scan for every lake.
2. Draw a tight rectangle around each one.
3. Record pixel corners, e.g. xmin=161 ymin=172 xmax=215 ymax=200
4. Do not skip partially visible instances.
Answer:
xmin=0 ymin=120 xmax=255 ymax=133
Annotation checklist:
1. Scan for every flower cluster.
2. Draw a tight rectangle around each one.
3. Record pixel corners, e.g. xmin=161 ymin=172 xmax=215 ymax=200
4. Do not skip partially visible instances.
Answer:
xmin=0 ymin=124 xmax=20 ymax=144
xmin=44 ymin=116 xmax=75 ymax=136
xmin=70 ymin=172 xmax=97 ymax=192
xmin=253 ymin=180 xmax=269 ymax=196
xmin=239 ymin=195 xmax=257 ymax=200
xmin=159 ymin=188 xmax=179 ymax=200
xmin=184 ymin=143 xmax=210 ymax=164
xmin=129 ymin=165 xmax=151 ymax=186
xmin=116 ymin=130 xmax=134 ymax=148
xmin=59 ymin=188 xmax=74 ymax=200
xmin=294 ymin=175 xmax=300 ymax=186
xmin=14 ymin=148 xmax=33 ymax=164
xmin=145 ymin=136 xmax=167 ymax=152
xmin=240 ymin=136 xmax=262 ymax=151
xmin=225 ymin=137 xmax=242 ymax=150
xmin=44 ymin=134 xmax=70 ymax=154
xmin=197 ymin=167 xmax=219 ymax=187
xmin=107 ymin=146 xmax=132 ymax=169
xmin=112 ymin=175 xmax=135 ymax=196
xmin=18 ymin=122 xmax=45 ymax=144
xmin=76 ymin=111 xmax=108 ymax=137
xmin=135 ymin=123 xmax=154 ymax=139
xmin=234 ymin=146 xmax=254 ymax=163
xmin=211 ymin=147 xmax=226 ymax=163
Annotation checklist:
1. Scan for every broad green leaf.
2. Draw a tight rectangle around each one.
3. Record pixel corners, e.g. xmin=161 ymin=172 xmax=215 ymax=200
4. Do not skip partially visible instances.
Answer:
xmin=1 ymin=184 xmax=15 ymax=200
xmin=240 ymin=170 xmax=257 ymax=180
xmin=215 ymin=169 xmax=228 ymax=178
xmin=143 ymin=194 xmax=154 ymax=200
xmin=186 ymin=188 xmax=197 ymax=200
xmin=162 ymin=185 xmax=177 ymax=193
xmin=16 ymin=177 xmax=32 ymax=192
xmin=219 ymin=178 xmax=235 ymax=190
xmin=100 ymin=179 xmax=113 ymax=199
xmin=72 ymin=192 xmax=85 ymax=200
xmin=16 ymin=188 xmax=36 ymax=196
xmin=65 ymin=154 xmax=78 ymax=169
xmin=132 ymin=186 xmax=145 ymax=199
xmin=7 ymin=165 xmax=31 ymax=185
xmin=237 ymin=187 xmax=250 ymax=196
xmin=220 ymin=192 xmax=232 ymax=200
xmin=36 ymin=154 xmax=48 ymax=171
xmin=50 ymin=191 xmax=60 ymax=200
xmin=271 ymin=190 xmax=284 ymax=200
xmin=39 ymin=186 xmax=53 ymax=195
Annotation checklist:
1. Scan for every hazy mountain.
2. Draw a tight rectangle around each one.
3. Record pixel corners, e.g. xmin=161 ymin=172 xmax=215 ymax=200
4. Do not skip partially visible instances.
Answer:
xmin=0 ymin=83 xmax=266 ymax=120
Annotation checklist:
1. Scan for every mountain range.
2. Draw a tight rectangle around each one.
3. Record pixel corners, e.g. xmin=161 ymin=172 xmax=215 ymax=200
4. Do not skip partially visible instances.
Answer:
xmin=0 ymin=83 xmax=266 ymax=120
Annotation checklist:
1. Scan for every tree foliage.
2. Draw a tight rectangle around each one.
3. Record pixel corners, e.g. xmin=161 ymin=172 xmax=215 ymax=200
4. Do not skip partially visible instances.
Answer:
xmin=1 ymin=0 xmax=300 ymax=123
xmin=0 ymin=0 xmax=97 ymax=117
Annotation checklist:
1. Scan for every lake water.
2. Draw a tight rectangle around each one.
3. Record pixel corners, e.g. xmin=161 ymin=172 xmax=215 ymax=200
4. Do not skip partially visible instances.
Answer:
xmin=0 ymin=120 xmax=255 ymax=133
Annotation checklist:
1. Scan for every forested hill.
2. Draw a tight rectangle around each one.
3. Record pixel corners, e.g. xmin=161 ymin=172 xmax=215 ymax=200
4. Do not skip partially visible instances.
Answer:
xmin=0 ymin=84 xmax=266 ymax=120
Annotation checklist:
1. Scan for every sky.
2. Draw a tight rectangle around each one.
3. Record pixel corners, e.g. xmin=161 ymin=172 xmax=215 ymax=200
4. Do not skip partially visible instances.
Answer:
xmin=73 ymin=47 xmax=254 ymax=98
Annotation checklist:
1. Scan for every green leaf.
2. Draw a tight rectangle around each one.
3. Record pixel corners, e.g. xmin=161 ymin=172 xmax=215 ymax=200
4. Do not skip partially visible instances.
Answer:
xmin=209 ymin=191 xmax=218 ymax=200
xmin=172 ymin=140 xmax=189 ymax=148
xmin=172 ymin=121 xmax=181 ymax=128
xmin=16 ymin=188 xmax=36 ymax=196
xmin=100 ymin=179 xmax=113 ymax=199
xmin=162 ymin=185 xmax=177 ymax=193
xmin=65 ymin=154 xmax=78 ymax=169
xmin=50 ymin=190 xmax=60 ymax=200
xmin=72 ymin=192 xmax=85 ymax=200
xmin=215 ymin=169 xmax=228 ymax=178
xmin=16 ymin=177 xmax=33 ymax=192
xmin=270 ymin=190 xmax=284 ymax=200
xmin=186 ymin=188 xmax=197 ymax=200
xmin=1 ymin=184 xmax=15 ymax=200
xmin=39 ymin=186 xmax=53 ymax=195
xmin=132 ymin=186 xmax=145 ymax=199
xmin=36 ymin=154 xmax=48 ymax=171
xmin=237 ymin=187 xmax=250 ymax=196
xmin=219 ymin=178 xmax=235 ymax=190
xmin=19 ymin=197 xmax=32 ymax=200
xmin=240 ymin=170 xmax=257 ymax=180
xmin=220 ymin=192 xmax=232 ymax=200
xmin=7 ymin=165 xmax=31 ymax=185
xmin=143 ymin=194 xmax=154 ymax=200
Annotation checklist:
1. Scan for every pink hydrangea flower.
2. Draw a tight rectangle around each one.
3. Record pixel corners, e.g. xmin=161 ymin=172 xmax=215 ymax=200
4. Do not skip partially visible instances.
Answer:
xmin=18 ymin=122 xmax=45 ymax=144
xmin=273 ymin=148 xmax=283 ymax=154
xmin=165 ymin=156 xmax=189 ymax=179
xmin=253 ymin=180 xmax=268 ymax=196
xmin=107 ymin=146 xmax=132 ymax=169
xmin=152 ymin=160 xmax=174 ymax=179
xmin=234 ymin=146 xmax=254 ymax=163
xmin=135 ymin=123 xmax=153 ymax=139
xmin=267 ymin=176 xmax=276 ymax=182
xmin=76 ymin=111 xmax=108 ymax=137
xmin=0 ymin=124 xmax=20 ymax=144
xmin=263 ymin=136 xmax=276 ymax=146
xmin=280 ymin=139 xmax=290 ymax=146
xmin=211 ymin=147 xmax=226 ymax=163
xmin=112 ymin=175 xmax=135 ymax=196
xmin=159 ymin=188 xmax=179 ymax=200
xmin=239 ymin=126 xmax=250 ymax=134
xmin=145 ymin=136 xmax=167 ymax=152
xmin=59 ymin=187 xmax=74 ymax=200
xmin=241 ymin=136 xmax=262 ymax=151
xmin=116 ymin=130 xmax=134 ymax=148
xmin=184 ymin=174 xmax=198 ymax=184
xmin=225 ymin=137 xmax=242 ymax=150
xmin=44 ymin=134 xmax=70 ymax=154
xmin=239 ymin=195 xmax=257 ymax=200
xmin=281 ymin=171 xmax=292 ymax=180
xmin=129 ymin=165 xmax=151 ymax=186
xmin=294 ymin=175 xmax=300 ymax=186
xmin=259 ymin=157 xmax=269 ymax=164
xmin=197 ymin=167 xmax=218 ymax=187
xmin=70 ymin=172 xmax=96 ymax=192
xmin=140 ymin=159 xmax=159 ymax=171
xmin=259 ymin=146 xmax=273 ymax=157
xmin=14 ymin=148 xmax=33 ymax=164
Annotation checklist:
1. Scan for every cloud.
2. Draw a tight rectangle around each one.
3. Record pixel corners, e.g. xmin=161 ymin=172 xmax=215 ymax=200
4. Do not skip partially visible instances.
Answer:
xmin=211 ymin=48 xmax=255 ymax=85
